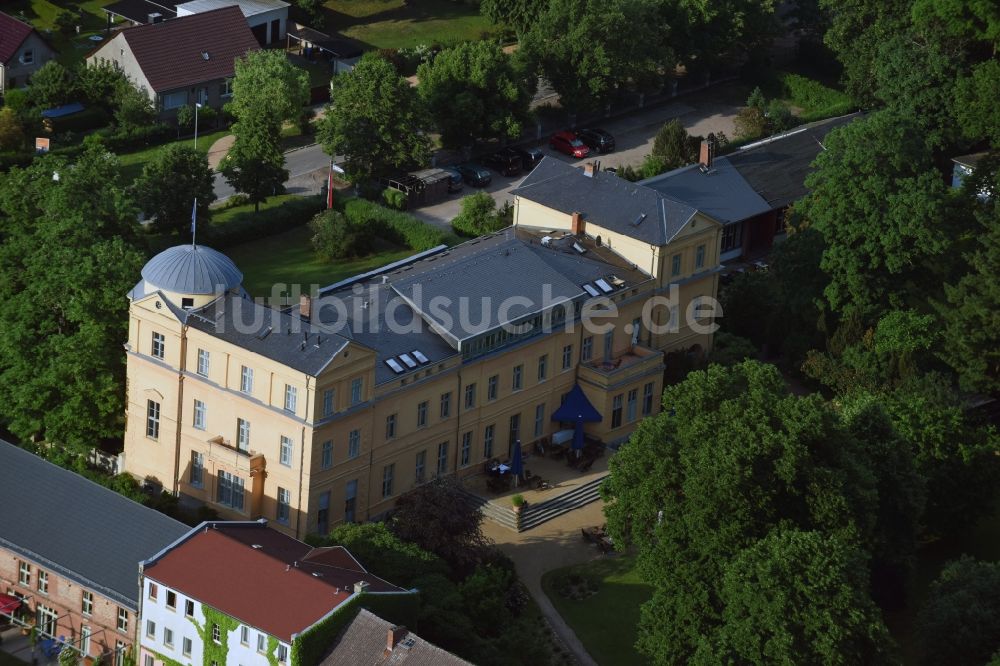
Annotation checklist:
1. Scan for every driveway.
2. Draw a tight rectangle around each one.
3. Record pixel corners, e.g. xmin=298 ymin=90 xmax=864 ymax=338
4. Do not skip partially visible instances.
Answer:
xmin=481 ymin=501 xmax=609 ymax=666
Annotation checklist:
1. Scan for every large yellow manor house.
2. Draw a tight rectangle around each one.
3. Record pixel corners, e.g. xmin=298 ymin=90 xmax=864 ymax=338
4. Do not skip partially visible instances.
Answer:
xmin=122 ymin=158 xmax=723 ymax=538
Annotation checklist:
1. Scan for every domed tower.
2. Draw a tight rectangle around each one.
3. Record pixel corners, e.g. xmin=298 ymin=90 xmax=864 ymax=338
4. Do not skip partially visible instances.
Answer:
xmin=132 ymin=243 xmax=244 ymax=310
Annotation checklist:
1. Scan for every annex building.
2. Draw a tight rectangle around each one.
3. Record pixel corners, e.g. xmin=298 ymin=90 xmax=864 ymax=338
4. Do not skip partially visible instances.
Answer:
xmin=121 ymin=158 xmax=723 ymax=538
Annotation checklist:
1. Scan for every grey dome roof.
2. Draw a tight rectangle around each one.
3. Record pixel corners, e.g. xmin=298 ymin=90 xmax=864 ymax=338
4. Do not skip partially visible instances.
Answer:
xmin=141 ymin=244 xmax=243 ymax=295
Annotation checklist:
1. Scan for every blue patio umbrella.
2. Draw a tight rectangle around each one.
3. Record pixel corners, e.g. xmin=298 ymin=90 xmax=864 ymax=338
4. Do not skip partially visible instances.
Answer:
xmin=510 ymin=440 xmax=524 ymax=486
xmin=551 ymin=384 xmax=602 ymax=451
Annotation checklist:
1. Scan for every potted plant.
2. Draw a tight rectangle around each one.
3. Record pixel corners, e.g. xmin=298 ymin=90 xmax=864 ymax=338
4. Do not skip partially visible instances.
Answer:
xmin=511 ymin=494 xmax=526 ymax=512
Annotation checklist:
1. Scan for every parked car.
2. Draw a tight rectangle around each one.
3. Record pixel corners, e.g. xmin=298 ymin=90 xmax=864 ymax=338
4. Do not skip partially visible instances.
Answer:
xmin=454 ymin=163 xmax=492 ymax=187
xmin=482 ymin=148 xmax=523 ymax=176
xmin=577 ymin=128 xmax=615 ymax=153
xmin=441 ymin=167 xmax=464 ymax=192
xmin=549 ymin=131 xmax=591 ymax=158
xmin=514 ymin=146 xmax=544 ymax=170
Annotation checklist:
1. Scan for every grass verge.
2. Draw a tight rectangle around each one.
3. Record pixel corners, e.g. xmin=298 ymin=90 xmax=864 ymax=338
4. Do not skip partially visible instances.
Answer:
xmin=541 ymin=555 xmax=652 ymax=666
xmin=325 ymin=0 xmax=497 ymax=49
xmin=118 ymin=129 xmax=230 ymax=184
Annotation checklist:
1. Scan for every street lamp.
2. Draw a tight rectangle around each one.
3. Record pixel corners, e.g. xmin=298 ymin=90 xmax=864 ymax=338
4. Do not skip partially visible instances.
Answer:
xmin=193 ymin=101 xmax=203 ymax=150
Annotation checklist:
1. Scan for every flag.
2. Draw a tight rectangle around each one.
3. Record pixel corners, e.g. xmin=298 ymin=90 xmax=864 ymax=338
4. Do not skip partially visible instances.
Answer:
xmin=327 ymin=165 xmax=334 ymax=209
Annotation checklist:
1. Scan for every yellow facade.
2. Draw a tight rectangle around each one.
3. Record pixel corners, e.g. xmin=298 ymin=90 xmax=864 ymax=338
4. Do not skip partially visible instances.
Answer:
xmin=123 ymin=176 xmax=722 ymax=539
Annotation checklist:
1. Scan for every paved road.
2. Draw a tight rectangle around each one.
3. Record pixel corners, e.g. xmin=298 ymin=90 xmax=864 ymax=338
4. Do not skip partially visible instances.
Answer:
xmin=213 ymin=86 xmax=739 ymax=229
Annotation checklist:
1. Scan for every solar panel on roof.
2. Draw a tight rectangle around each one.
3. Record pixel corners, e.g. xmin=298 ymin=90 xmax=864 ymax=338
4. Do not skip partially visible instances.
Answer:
xmin=385 ymin=358 xmax=405 ymax=374
xmin=595 ymin=279 xmax=613 ymax=293
xmin=583 ymin=284 xmax=600 ymax=297
xmin=399 ymin=354 xmax=418 ymax=368
xmin=411 ymin=350 xmax=430 ymax=364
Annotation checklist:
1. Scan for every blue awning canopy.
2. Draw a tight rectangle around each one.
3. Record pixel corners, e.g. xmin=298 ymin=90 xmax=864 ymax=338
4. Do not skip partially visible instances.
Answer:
xmin=41 ymin=102 xmax=85 ymax=118
xmin=551 ymin=384 xmax=602 ymax=423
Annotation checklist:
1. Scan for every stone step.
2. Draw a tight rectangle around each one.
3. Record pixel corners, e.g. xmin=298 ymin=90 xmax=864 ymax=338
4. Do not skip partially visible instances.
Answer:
xmin=518 ymin=475 xmax=608 ymax=531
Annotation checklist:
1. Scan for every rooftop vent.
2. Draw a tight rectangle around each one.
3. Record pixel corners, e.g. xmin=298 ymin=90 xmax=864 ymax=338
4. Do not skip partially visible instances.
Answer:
xmin=631 ymin=213 xmax=647 ymax=227
xmin=201 ymin=52 xmax=210 ymax=61
xmin=148 ymin=12 xmax=163 ymax=23
xmin=251 ymin=544 xmax=263 ymax=549
xmin=572 ymin=242 xmax=586 ymax=254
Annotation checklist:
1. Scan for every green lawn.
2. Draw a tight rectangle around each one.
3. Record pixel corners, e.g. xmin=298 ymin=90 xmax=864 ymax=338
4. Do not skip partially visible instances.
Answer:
xmin=324 ymin=0 xmax=497 ymax=49
xmin=542 ymin=556 xmax=653 ymax=666
xmin=117 ymin=129 xmax=231 ymax=183
xmin=225 ymin=223 xmax=416 ymax=298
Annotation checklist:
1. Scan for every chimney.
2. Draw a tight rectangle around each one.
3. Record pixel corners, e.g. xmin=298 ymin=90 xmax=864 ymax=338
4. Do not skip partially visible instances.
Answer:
xmin=583 ymin=162 xmax=596 ymax=178
xmin=299 ymin=294 xmax=311 ymax=321
xmin=353 ymin=580 xmax=370 ymax=595
xmin=571 ymin=212 xmax=584 ymax=236
xmin=699 ymin=139 xmax=714 ymax=168
xmin=385 ymin=626 xmax=408 ymax=655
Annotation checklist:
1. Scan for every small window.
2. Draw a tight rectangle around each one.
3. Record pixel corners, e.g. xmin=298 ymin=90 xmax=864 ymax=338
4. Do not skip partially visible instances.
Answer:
xmin=350 ymin=378 xmax=363 ymax=405
xmin=284 ymin=384 xmax=297 ymax=413
xmin=671 ymin=253 xmax=682 ymax=276
xmin=437 ymin=441 xmax=448 ymax=475
xmin=512 ymin=364 xmax=523 ymax=391
xmin=181 ymin=297 xmax=194 ymax=309
xmin=320 ymin=440 xmax=333 ymax=469
xmin=461 ymin=432 xmax=472 ymax=467
xmin=240 ymin=366 xmax=254 ymax=393
xmin=257 ymin=633 xmax=266 ymax=653
xmin=183 ymin=637 xmax=192 ymax=656
xmin=185 ymin=600 xmax=194 ymax=618
xmin=164 ymin=627 xmax=174 ymax=648
xmin=627 ymin=388 xmax=638 ymax=422
xmin=193 ymin=399 xmax=206 ymax=430
xmin=277 ymin=645 xmax=288 ymax=663
xmin=277 ymin=487 xmax=291 ymax=524
xmin=484 ymin=424 xmax=495 ymax=459
xmin=642 ymin=382 xmax=655 ymax=416
xmin=37 ymin=570 xmax=48 ymax=594
xmin=348 ymin=430 xmax=360 ymax=459
xmin=562 ymin=344 xmax=573 ymax=370
xmin=146 ymin=620 xmax=156 ymax=638
xmin=147 ymin=399 xmax=161 ymax=439
xmin=440 ymin=392 xmax=451 ymax=418
xmin=487 ymin=375 xmax=499 ymax=401
xmin=144 ymin=656 xmax=154 ymax=666
xmin=695 ymin=244 xmax=706 ymax=269
xmin=280 ymin=436 xmax=293 ymax=467
xmin=18 ymin=561 xmax=30 ymax=586
xmin=148 ymin=582 xmax=158 ymax=601
xmin=117 ymin=608 xmax=128 ymax=632
xmin=166 ymin=590 xmax=176 ymax=609
xmin=464 ymin=383 xmax=476 ymax=409
xmin=612 ymin=394 xmax=623 ymax=428
xmin=211 ymin=623 xmax=221 ymax=643
xmin=537 ymin=354 xmax=548 ymax=381
xmin=197 ymin=349 xmax=210 ymax=377
xmin=382 ymin=464 xmax=394 ymax=498
xmin=151 ymin=332 xmax=165 ymax=359
xmin=240 ymin=625 xmax=249 ymax=645
xmin=323 ymin=389 xmax=335 ymax=416
xmin=581 ymin=337 xmax=593 ymax=362
xmin=415 ymin=450 xmax=426 ymax=482
xmin=20 ymin=49 xmax=33 ymax=65
xmin=190 ymin=451 xmax=204 ymax=487
xmin=385 ymin=413 xmax=397 ymax=439
xmin=237 ymin=418 xmax=250 ymax=452
xmin=82 ymin=591 xmax=93 ymax=616
xmin=162 ymin=90 xmax=188 ymax=110
xmin=534 ymin=403 xmax=545 ymax=437
xmin=417 ymin=401 xmax=428 ymax=427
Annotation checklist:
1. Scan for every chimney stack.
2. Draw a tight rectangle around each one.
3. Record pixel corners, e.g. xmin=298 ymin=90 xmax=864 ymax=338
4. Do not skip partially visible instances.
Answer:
xmin=385 ymin=626 xmax=407 ymax=655
xmin=571 ymin=211 xmax=585 ymax=236
xmin=353 ymin=580 xmax=370 ymax=595
xmin=583 ymin=162 xmax=596 ymax=178
xmin=699 ymin=139 xmax=714 ymax=168
xmin=299 ymin=294 xmax=312 ymax=321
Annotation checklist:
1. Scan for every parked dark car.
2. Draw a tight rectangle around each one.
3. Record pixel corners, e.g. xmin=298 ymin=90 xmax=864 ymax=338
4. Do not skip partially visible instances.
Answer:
xmin=454 ymin=163 xmax=492 ymax=187
xmin=441 ymin=167 xmax=464 ymax=192
xmin=514 ymin=146 xmax=544 ymax=170
xmin=482 ymin=148 xmax=523 ymax=176
xmin=577 ymin=128 xmax=615 ymax=153
xmin=549 ymin=130 xmax=591 ymax=158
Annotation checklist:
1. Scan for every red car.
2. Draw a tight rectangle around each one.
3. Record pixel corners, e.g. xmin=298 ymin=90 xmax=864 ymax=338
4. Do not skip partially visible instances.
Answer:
xmin=549 ymin=131 xmax=591 ymax=158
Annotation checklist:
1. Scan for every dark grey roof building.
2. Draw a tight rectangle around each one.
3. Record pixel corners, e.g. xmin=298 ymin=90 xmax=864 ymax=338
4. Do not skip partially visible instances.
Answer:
xmin=320 ymin=609 xmax=471 ymax=666
xmin=0 ymin=440 xmax=189 ymax=609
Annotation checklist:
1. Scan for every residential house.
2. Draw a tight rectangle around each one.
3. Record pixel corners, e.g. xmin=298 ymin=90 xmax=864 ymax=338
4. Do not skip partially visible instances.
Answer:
xmin=177 ymin=0 xmax=289 ymax=46
xmin=86 ymin=6 xmax=259 ymax=118
xmin=0 ymin=440 xmax=189 ymax=665
xmin=319 ymin=609 xmax=471 ymax=665
xmin=0 ymin=11 xmax=56 ymax=95
xmin=138 ymin=520 xmax=412 ymax=666
xmin=643 ymin=113 xmax=859 ymax=261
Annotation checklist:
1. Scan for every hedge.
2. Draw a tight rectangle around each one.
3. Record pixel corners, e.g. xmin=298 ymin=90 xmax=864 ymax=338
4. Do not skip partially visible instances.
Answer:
xmin=205 ymin=195 xmax=325 ymax=248
xmin=341 ymin=198 xmax=455 ymax=250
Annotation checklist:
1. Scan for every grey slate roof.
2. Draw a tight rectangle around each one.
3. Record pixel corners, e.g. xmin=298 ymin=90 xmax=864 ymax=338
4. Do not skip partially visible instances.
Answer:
xmin=726 ymin=113 xmax=860 ymax=209
xmin=320 ymin=609 xmax=472 ymax=666
xmin=511 ymin=158 xmax=698 ymax=245
xmin=0 ymin=440 xmax=189 ymax=609
xmin=642 ymin=156 xmax=771 ymax=224
xmin=186 ymin=294 xmax=352 ymax=376
xmin=141 ymin=244 xmax=243 ymax=295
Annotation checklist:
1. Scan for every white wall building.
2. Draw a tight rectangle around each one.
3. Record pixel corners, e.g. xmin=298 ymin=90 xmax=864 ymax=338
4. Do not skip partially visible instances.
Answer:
xmin=176 ymin=0 xmax=289 ymax=46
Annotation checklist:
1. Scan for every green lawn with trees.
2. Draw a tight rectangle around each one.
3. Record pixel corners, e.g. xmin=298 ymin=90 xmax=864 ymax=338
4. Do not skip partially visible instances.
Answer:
xmin=323 ymin=0 xmax=498 ymax=49
xmin=117 ymin=129 xmax=230 ymax=183
xmin=541 ymin=556 xmax=652 ymax=666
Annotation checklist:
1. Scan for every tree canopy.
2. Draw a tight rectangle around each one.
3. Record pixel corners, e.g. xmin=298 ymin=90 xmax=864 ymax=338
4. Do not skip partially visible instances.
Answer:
xmin=229 ymin=50 xmax=309 ymax=129
xmin=417 ymin=41 xmax=529 ymax=149
xmin=220 ymin=118 xmax=287 ymax=211
xmin=133 ymin=145 xmax=215 ymax=235
xmin=916 ymin=557 xmax=1000 ymax=666
xmin=318 ymin=54 xmax=431 ymax=183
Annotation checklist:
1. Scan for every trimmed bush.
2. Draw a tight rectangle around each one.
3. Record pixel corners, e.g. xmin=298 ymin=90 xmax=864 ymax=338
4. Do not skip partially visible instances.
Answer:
xmin=382 ymin=187 xmax=408 ymax=210
xmin=781 ymin=73 xmax=854 ymax=121
xmin=206 ymin=194 xmax=325 ymax=248
xmin=342 ymin=198 xmax=453 ymax=250
xmin=310 ymin=209 xmax=374 ymax=259
xmin=451 ymin=191 xmax=507 ymax=237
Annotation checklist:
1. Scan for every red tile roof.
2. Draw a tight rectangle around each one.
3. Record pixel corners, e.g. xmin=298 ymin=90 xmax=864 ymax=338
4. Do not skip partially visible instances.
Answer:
xmin=143 ymin=523 xmax=405 ymax=642
xmin=0 ymin=12 xmax=35 ymax=65
xmin=116 ymin=5 xmax=259 ymax=92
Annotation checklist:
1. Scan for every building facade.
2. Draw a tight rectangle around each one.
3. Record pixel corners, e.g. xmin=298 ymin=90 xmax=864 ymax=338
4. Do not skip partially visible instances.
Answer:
xmin=122 ymin=161 xmax=722 ymax=538
xmin=0 ymin=12 xmax=56 ymax=94
xmin=0 ymin=440 xmax=189 ymax=664
xmin=137 ymin=520 xmax=410 ymax=666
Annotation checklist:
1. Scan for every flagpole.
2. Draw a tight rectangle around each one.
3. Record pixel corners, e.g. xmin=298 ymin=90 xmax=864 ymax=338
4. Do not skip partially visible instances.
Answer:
xmin=191 ymin=198 xmax=198 ymax=248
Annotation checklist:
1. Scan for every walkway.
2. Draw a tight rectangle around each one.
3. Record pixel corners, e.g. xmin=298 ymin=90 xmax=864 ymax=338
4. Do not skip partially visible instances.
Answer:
xmin=482 ymin=501 xmax=608 ymax=666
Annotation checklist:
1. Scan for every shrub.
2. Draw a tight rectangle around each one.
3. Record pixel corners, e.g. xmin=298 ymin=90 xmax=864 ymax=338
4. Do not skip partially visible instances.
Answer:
xmin=310 ymin=209 xmax=374 ymax=259
xmin=707 ymin=332 xmax=759 ymax=366
xmin=781 ymin=73 xmax=854 ymax=120
xmin=2 ymin=88 xmax=31 ymax=114
xmin=54 ymin=10 xmax=78 ymax=36
xmin=640 ymin=153 xmax=667 ymax=179
xmin=382 ymin=187 xmax=408 ymax=210
xmin=651 ymin=119 xmax=699 ymax=169
xmin=342 ymin=198 xmax=452 ymax=250
xmin=511 ymin=494 xmax=525 ymax=507
xmin=0 ymin=107 xmax=25 ymax=151
xmin=207 ymin=195 xmax=325 ymax=248
xmin=176 ymin=104 xmax=195 ymax=131
xmin=614 ymin=164 xmax=642 ymax=182
xmin=451 ymin=191 xmax=507 ymax=237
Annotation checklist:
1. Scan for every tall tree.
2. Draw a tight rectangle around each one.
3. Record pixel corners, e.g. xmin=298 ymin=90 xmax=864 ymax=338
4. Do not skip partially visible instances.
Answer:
xmin=418 ymin=41 xmax=529 ymax=149
xmin=651 ymin=119 xmax=699 ymax=169
xmin=133 ymin=145 xmax=216 ymax=235
xmin=479 ymin=0 xmax=542 ymax=35
xmin=602 ymin=361 xmax=890 ymax=664
xmin=318 ymin=54 xmax=431 ymax=183
xmin=0 ymin=147 xmax=145 ymax=451
xmin=220 ymin=119 xmax=287 ymax=212
xmin=26 ymin=61 xmax=76 ymax=109
xmin=800 ymin=112 xmax=952 ymax=317
xmin=229 ymin=49 xmax=309 ymax=129
xmin=519 ymin=0 xmax=673 ymax=111
xmin=916 ymin=557 xmax=1000 ymax=666
xmin=709 ymin=528 xmax=893 ymax=665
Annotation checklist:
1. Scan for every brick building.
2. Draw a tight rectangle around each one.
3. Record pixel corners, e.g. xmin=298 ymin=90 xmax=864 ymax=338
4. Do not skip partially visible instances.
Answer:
xmin=0 ymin=440 xmax=189 ymax=664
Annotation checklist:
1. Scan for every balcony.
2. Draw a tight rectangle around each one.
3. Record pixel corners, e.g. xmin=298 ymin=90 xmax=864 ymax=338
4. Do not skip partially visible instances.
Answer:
xmin=205 ymin=435 xmax=254 ymax=471
xmin=578 ymin=344 xmax=664 ymax=389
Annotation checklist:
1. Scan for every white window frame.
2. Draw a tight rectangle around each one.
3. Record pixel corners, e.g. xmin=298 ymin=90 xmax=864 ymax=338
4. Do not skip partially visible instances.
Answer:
xmin=277 ymin=487 xmax=290 ymax=524
xmin=284 ymin=384 xmax=297 ymax=413
xmin=162 ymin=90 xmax=188 ymax=110
xmin=82 ymin=590 xmax=93 ymax=616
xmin=37 ymin=570 xmax=48 ymax=594
xmin=348 ymin=430 xmax=360 ymax=459
xmin=197 ymin=349 xmax=210 ymax=377
xmin=117 ymin=608 xmax=128 ymax=633
xmin=18 ymin=561 xmax=30 ymax=586
xmin=279 ymin=435 xmax=293 ymax=467
xmin=350 ymin=378 xmax=363 ymax=405
xmin=240 ymin=366 xmax=254 ymax=393
xmin=193 ymin=399 xmax=206 ymax=430
xmin=146 ymin=400 xmax=160 ymax=439
xmin=237 ymin=418 xmax=250 ymax=452
xmin=151 ymin=331 xmax=165 ymax=359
